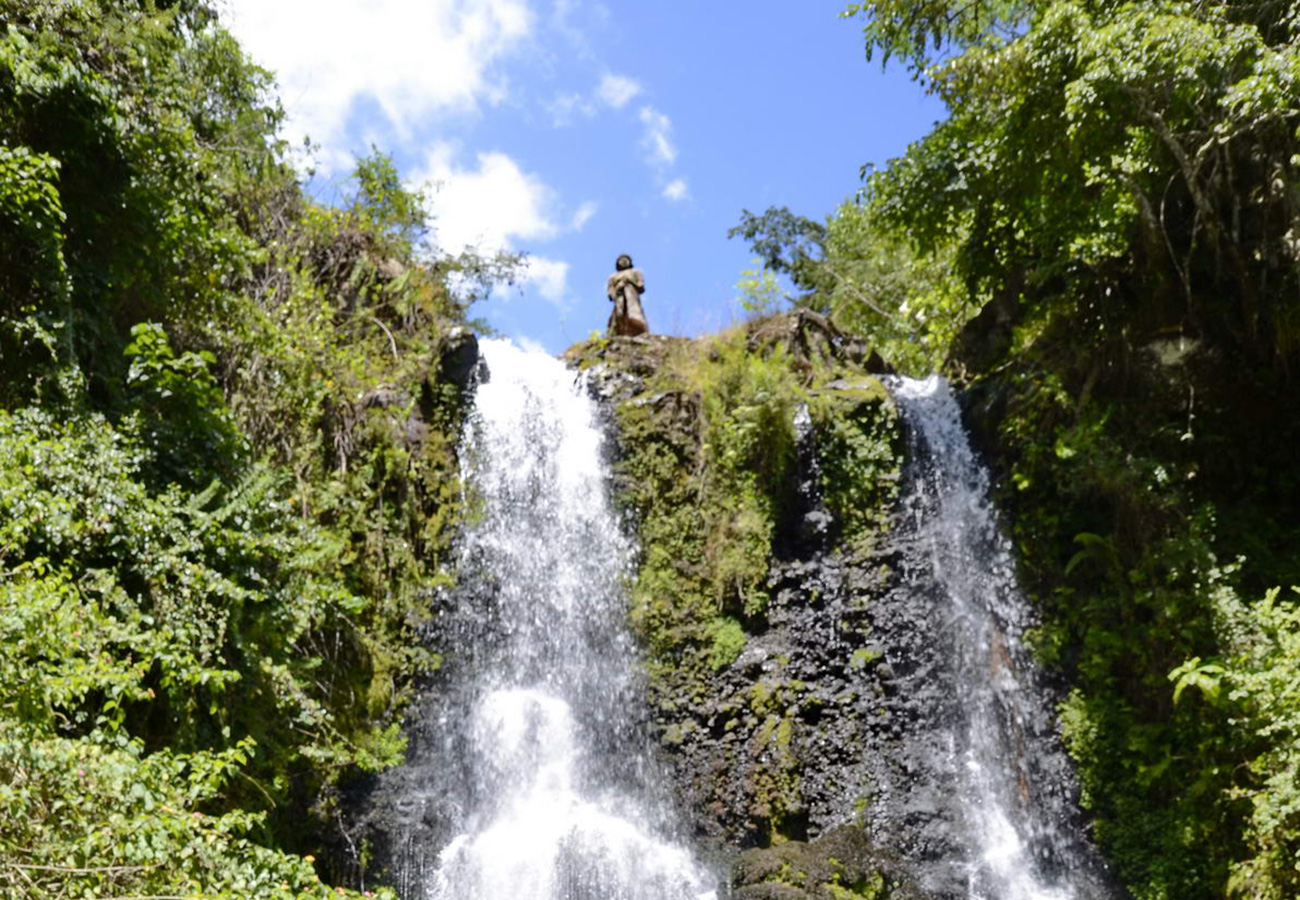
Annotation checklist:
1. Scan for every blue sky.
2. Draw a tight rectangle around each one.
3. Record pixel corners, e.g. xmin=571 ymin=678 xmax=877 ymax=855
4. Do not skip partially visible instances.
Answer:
xmin=222 ymin=0 xmax=946 ymax=355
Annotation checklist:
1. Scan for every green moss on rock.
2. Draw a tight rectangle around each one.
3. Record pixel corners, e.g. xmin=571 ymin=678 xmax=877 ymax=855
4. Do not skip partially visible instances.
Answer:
xmin=564 ymin=311 xmax=904 ymax=847
xmin=731 ymin=825 xmax=925 ymax=900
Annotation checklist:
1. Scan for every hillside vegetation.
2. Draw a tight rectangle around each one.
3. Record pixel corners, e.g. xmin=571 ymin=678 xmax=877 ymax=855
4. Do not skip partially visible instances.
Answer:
xmin=0 ymin=1 xmax=515 ymax=896
xmin=5 ymin=0 xmax=1300 ymax=899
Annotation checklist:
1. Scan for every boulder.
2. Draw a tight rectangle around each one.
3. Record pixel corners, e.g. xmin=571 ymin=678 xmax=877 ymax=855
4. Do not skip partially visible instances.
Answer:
xmin=732 ymin=825 xmax=930 ymax=900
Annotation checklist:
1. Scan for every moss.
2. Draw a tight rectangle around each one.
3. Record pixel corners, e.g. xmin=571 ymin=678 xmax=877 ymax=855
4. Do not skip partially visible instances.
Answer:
xmin=732 ymin=824 xmax=916 ymax=900
xmin=566 ymin=314 xmax=904 ymax=846
xmin=705 ymin=616 xmax=747 ymax=669
xmin=589 ymin=318 xmax=901 ymax=677
xmin=824 ymin=871 xmax=885 ymax=900
xmin=744 ymin=678 xmax=806 ymax=842
xmin=849 ymin=648 xmax=880 ymax=671
xmin=604 ymin=328 xmax=804 ymax=692
xmin=807 ymin=382 xmax=901 ymax=556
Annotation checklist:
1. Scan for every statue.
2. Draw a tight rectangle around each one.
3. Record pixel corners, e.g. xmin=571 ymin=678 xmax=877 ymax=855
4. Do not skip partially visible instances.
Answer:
xmin=606 ymin=253 xmax=649 ymax=337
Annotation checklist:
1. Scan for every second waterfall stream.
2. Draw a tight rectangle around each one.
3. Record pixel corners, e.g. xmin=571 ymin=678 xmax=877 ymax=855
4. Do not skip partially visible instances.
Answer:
xmin=879 ymin=375 xmax=1113 ymax=900
xmin=420 ymin=339 xmax=715 ymax=900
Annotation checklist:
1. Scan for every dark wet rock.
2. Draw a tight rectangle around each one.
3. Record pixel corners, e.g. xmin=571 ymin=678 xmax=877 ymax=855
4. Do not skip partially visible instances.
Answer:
xmin=732 ymin=825 xmax=930 ymax=900
xmin=562 ymin=332 xmax=687 ymax=405
xmin=562 ymin=317 xmax=908 ymax=865
xmin=437 ymin=326 xmax=482 ymax=391
xmin=944 ymin=287 xmax=1023 ymax=379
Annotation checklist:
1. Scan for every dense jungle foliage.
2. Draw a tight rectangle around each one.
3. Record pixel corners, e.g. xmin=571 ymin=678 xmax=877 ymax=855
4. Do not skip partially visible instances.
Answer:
xmin=5 ymin=0 xmax=1300 ymax=897
xmin=0 ymin=1 xmax=516 ymax=896
xmin=733 ymin=1 xmax=1300 ymax=898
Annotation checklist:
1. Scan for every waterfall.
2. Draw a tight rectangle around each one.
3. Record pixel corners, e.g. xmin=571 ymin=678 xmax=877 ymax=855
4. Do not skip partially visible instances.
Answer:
xmin=877 ymin=375 xmax=1113 ymax=900
xmin=417 ymin=339 xmax=714 ymax=900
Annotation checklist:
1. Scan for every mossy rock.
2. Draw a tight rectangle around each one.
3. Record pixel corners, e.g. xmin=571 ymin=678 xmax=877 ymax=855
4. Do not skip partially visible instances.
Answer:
xmin=561 ymin=314 xmax=906 ymax=848
xmin=731 ymin=825 xmax=929 ymax=900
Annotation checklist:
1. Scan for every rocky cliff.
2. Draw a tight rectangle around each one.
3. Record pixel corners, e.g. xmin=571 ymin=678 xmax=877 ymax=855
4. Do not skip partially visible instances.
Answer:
xmin=565 ymin=313 xmax=934 ymax=899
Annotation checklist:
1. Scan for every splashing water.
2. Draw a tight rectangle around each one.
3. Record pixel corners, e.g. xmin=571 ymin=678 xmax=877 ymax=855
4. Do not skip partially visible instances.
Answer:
xmin=423 ymin=339 xmax=714 ymax=900
xmin=885 ymin=375 xmax=1113 ymax=900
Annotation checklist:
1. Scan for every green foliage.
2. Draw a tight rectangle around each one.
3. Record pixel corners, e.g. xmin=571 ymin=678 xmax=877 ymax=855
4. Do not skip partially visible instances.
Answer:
xmin=0 ymin=409 xmax=395 ymax=897
xmin=352 ymin=149 xmax=428 ymax=253
xmin=614 ymin=328 xmax=805 ymax=664
xmin=0 ymin=725 xmax=394 ymax=899
xmin=987 ymin=324 xmax=1300 ymax=899
xmin=820 ymin=201 xmax=971 ymax=375
xmin=692 ymin=330 xmax=803 ymax=615
xmin=808 ymin=382 xmax=900 ymax=553
xmin=735 ymin=258 xmax=790 ymax=317
xmin=728 ymin=207 xmax=830 ymax=303
xmin=705 ymin=616 xmax=747 ymax=670
xmin=729 ymin=202 xmax=973 ymax=375
xmin=851 ymin=0 xmax=1300 ymax=370
xmin=209 ymin=154 xmax=512 ymax=743
xmin=0 ymin=142 xmax=71 ymax=403
xmin=0 ymin=0 xmax=521 ymax=892
xmin=0 ymin=408 xmax=396 ymax=787
xmin=843 ymin=0 xmax=1033 ymax=70
xmin=0 ymin=0 xmax=276 ymax=402
xmin=125 ymin=322 xmax=243 ymax=488
xmin=1194 ymin=585 xmax=1300 ymax=900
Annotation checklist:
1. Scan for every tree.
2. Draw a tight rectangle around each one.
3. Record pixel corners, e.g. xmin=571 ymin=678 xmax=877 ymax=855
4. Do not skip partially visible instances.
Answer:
xmin=728 ymin=201 xmax=968 ymax=373
xmin=845 ymin=0 xmax=1300 ymax=368
xmin=728 ymin=206 xmax=830 ymax=303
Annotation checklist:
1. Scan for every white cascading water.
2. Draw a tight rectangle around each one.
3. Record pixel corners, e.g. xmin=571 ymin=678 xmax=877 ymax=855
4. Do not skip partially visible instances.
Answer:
xmin=886 ymin=375 xmax=1111 ymax=900
xmin=426 ymin=339 xmax=714 ymax=900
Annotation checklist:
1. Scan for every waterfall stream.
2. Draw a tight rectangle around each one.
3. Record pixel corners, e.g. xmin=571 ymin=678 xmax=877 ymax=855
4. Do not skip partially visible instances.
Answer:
xmin=373 ymin=347 xmax=1115 ymax=900
xmin=418 ymin=339 xmax=714 ymax=900
xmin=880 ymin=375 xmax=1113 ymax=900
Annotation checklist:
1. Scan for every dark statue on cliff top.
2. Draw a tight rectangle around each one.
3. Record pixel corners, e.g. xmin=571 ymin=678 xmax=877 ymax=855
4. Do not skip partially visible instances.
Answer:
xmin=606 ymin=253 xmax=649 ymax=337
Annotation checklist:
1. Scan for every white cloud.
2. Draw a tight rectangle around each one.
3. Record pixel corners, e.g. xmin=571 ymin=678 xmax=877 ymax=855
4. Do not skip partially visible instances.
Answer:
xmin=548 ymin=0 xmax=604 ymax=61
xmin=597 ymin=73 xmax=641 ymax=109
xmin=662 ymin=178 xmax=689 ymax=202
xmin=416 ymin=144 xmax=561 ymax=255
xmin=547 ymin=92 xmax=595 ymax=126
xmin=548 ymin=72 xmax=640 ymax=127
xmin=414 ymin=146 xmax=586 ymax=308
xmin=638 ymin=105 xmax=677 ymax=166
xmin=522 ymin=256 xmax=571 ymax=303
xmin=222 ymin=0 xmax=533 ymax=156
xmin=571 ymin=201 xmax=598 ymax=230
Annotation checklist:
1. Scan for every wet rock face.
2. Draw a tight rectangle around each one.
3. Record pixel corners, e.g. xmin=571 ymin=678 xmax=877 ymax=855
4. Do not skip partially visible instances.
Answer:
xmin=347 ymin=316 xmax=1103 ymax=900
xmin=732 ymin=826 xmax=928 ymax=900
xmin=339 ymin=319 xmax=949 ymax=897
xmin=570 ymin=323 xmax=1111 ymax=900
xmin=565 ymin=322 xmax=928 ymax=892
xmin=650 ymin=549 xmax=890 ymax=848
xmin=436 ymin=326 xmax=482 ymax=392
